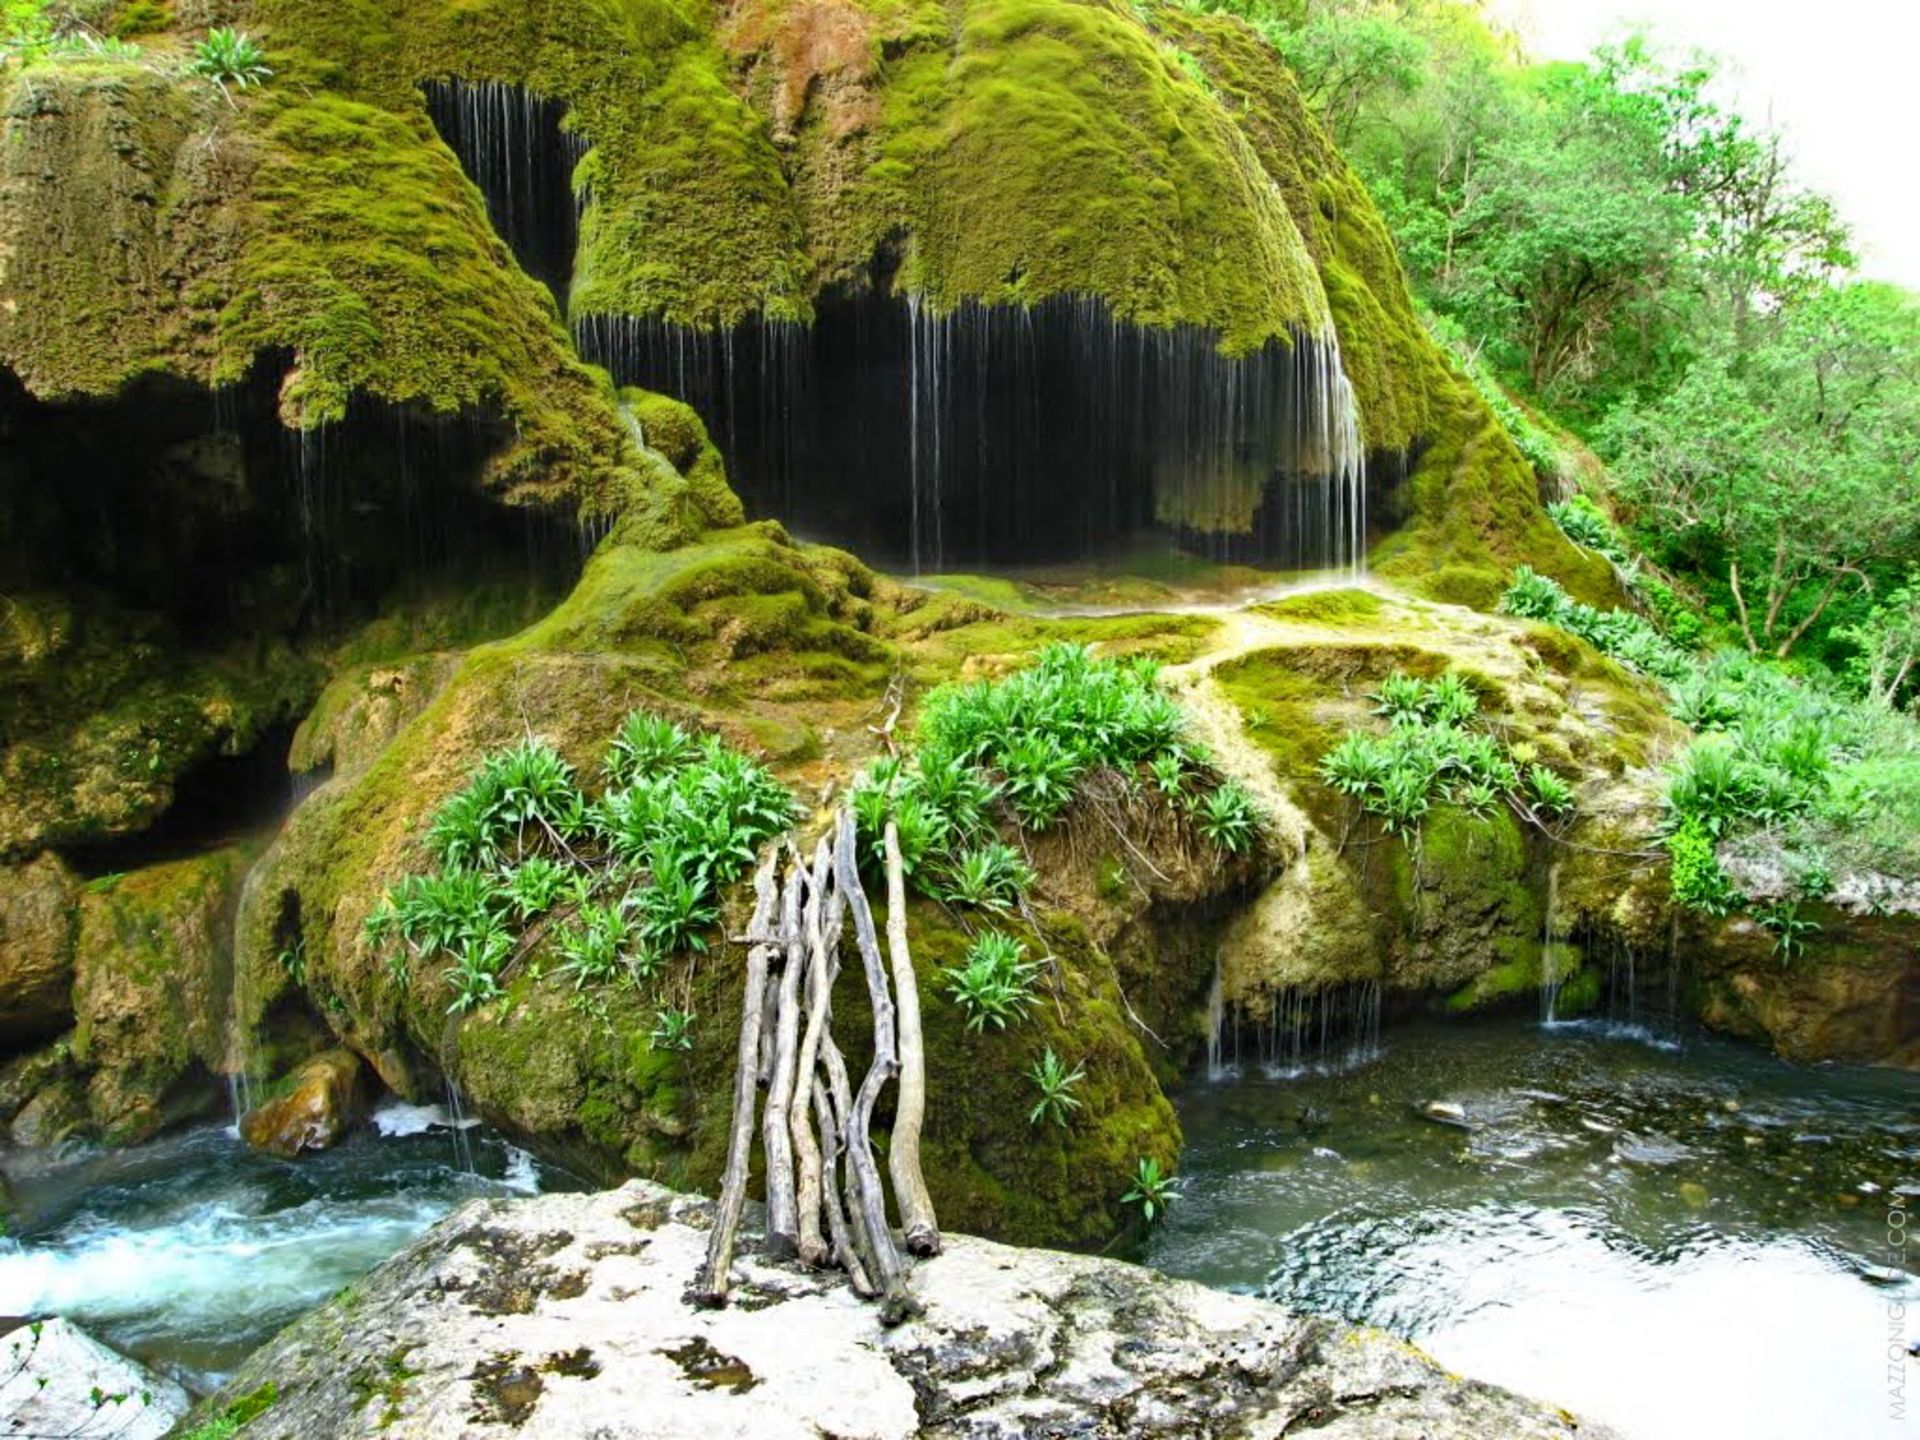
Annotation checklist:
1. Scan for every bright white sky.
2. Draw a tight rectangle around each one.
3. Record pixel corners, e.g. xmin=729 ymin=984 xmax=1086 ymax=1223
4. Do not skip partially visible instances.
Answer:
xmin=1493 ymin=0 xmax=1920 ymax=289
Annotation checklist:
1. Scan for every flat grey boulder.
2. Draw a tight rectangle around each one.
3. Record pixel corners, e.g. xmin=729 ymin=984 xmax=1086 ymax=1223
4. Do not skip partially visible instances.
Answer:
xmin=0 ymin=1316 xmax=189 ymax=1440
xmin=197 ymin=1180 xmax=1608 ymax=1438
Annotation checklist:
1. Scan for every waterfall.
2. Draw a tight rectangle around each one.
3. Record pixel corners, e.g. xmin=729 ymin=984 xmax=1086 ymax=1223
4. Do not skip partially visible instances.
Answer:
xmin=1205 ymin=954 xmax=1228 ymax=1081
xmin=221 ymin=857 xmax=275 ymax=1131
xmin=423 ymin=80 xmax=587 ymax=305
xmin=1207 ymin=979 xmax=1383 ymax=1080
xmin=1540 ymin=860 xmax=1564 ymax=1026
xmin=445 ymin=1079 xmax=477 ymax=1175
xmin=577 ymin=296 xmax=1388 ymax=575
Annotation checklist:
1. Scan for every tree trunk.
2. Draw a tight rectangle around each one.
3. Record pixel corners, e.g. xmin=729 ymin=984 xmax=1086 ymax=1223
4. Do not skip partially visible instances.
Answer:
xmin=882 ymin=819 xmax=940 ymax=1255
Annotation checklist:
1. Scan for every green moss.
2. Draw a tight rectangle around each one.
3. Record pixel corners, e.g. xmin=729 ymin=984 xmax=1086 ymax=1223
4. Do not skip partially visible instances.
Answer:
xmin=0 ymin=595 xmax=318 ymax=858
xmin=1256 ymin=587 xmax=1385 ymax=625
xmin=71 ymin=845 xmax=257 ymax=1142
xmin=250 ymin=0 xmax=809 ymax=328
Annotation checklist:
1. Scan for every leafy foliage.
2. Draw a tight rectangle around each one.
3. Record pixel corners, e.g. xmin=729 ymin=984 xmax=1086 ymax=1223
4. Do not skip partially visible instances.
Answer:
xmin=1120 ymin=1155 xmax=1178 ymax=1224
xmin=367 ymin=715 xmax=794 ymax=1016
xmin=1501 ymin=568 xmax=1691 ymax=681
xmin=190 ymin=28 xmax=272 ymax=93
xmin=1318 ymin=669 xmax=1558 ymax=839
xmin=1026 ymin=1048 xmax=1086 ymax=1128
xmin=943 ymin=931 xmax=1041 ymax=1033
xmin=649 ymin=1007 xmax=696 ymax=1052
xmin=854 ymin=644 xmax=1260 ymax=906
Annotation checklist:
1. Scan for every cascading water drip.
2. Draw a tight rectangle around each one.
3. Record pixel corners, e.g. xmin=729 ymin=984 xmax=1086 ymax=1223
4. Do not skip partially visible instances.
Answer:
xmin=1208 ymin=979 xmax=1384 ymax=1080
xmin=578 ymin=294 xmax=1391 ymax=575
xmin=423 ymin=80 xmax=587 ymax=307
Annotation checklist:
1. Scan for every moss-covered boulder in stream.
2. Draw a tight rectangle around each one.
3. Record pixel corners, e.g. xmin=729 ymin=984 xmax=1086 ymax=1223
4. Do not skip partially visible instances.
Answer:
xmin=70 ymin=845 xmax=257 ymax=1143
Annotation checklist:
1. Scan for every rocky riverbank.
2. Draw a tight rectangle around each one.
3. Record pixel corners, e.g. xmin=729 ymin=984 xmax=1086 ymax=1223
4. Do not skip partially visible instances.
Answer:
xmin=193 ymin=1179 xmax=1607 ymax=1439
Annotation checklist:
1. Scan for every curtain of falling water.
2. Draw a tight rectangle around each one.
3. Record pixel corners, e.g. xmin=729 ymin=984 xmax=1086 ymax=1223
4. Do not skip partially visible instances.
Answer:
xmin=577 ymin=296 xmax=1382 ymax=575
xmin=423 ymin=81 xmax=587 ymax=307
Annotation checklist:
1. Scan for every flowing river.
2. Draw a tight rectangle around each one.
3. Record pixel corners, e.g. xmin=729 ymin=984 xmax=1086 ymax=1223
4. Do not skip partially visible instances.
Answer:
xmin=0 ymin=1102 xmax=569 ymax=1392
xmin=1148 ymin=1015 xmax=1920 ymax=1440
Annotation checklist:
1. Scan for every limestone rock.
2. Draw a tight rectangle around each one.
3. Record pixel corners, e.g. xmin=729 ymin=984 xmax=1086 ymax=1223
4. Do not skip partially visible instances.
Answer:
xmin=241 ymin=1048 xmax=365 ymax=1158
xmin=71 ymin=847 xmax=251 ymax=1143
xmin=0 ymin=1318 xmax=189 ymax=1440
xmin=0 ymin=853 xmax=78 ymax=1045
xmin=198 ymin=1180 xmax=1609 ymax=1440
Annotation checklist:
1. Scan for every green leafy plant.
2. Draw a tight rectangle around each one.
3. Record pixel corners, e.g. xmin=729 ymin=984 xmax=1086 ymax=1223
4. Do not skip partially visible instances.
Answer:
xmin=649 ymin=1007 xmax=695 ymax=1052
xmin=944 ymin=931 xmax=1040 ymax=1032
xmin=604 ymin=711 xmax=697 ymax=787
xmin=1755 ymin=901 xmax=1821 ymax=963
xmin=553 ymin=901 xmax=635 ymax=989
xmin=500 ymin=855 xmax=577 ymax=920
xmin=190 ymin=26 xmax=271 ymax=94
xmin=938 ymin=842 xmax=1034 ymax=911
xmin=1121 ymin=1155 xmax=1178 ymax=1223
xmin=444 ymin=926 xmax=512 ymax=1014
xmin=1547 ymin=496 xmax=1630 ymax=564
xmin=1526 ymin=765 xmax=1575 ymax=815
xmin=1026 ymin=1048 xmax=1086 ymax=1128
xmin=1197 ymin=779 xmax=1260 ymax=855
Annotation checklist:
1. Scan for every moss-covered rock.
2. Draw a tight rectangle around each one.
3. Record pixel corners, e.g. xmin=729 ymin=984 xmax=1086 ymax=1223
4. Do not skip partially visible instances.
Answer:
xmin=71 ymin=845 xmax=256 ymax=1143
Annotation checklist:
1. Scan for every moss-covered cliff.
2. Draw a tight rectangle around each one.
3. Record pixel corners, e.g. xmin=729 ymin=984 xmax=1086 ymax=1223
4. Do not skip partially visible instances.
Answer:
xmin=1 ymin=1 xmax=1609 ymax=593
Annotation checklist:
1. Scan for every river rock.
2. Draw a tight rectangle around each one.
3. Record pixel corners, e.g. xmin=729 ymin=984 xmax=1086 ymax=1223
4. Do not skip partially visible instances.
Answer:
xmin=1420 ymin=1100 xmax=1472 ymax=1129
xmin=195 ymin=1179 xmax=1609 ymax=1439
xmin=242 ymin=1048 xmax=366 ymax=1157
xmin=0 ymin=1317 xmax=189 ymax=1440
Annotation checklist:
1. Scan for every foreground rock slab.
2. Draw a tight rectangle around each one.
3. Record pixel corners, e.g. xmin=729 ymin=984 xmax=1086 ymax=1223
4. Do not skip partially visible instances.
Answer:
xmin=0 ymin=1316 xmax=188 ymax=1440
xmin=201 ymin=1180 xmax=1606 ymax=1439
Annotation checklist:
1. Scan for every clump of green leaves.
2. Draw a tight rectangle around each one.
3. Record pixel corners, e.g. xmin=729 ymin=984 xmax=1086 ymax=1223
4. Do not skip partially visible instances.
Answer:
xmin=854 ymin=643 xmax=1261 ymax=907
xmin=1318 ymin=669 xmax=1560 ymax=838
xmin=1026 ymin=1048 xmax=1086 ymax=1128
xmin=1501 ymin=567 xmax=1691 ymax=681
xmin=365 ymin=715 xmax=795 ymax=1017
xmin=649 ymin=1008 xmax=696 ymax=1052
xmin=938 ymin=843 xmax=1034 ymax=911
xmin=943 ymin=932 xmax=1040 ymax=1032
xmin=1547 ymin=496 xmax=1631 ymax=566
xmin=190 ymin=27 xmax=271 ymax=94
xmin=1121 ymin=1156 xmax=1178 ymax=1223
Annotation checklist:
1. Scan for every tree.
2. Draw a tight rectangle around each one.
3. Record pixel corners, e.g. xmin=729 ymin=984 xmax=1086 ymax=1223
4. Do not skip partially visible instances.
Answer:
xmin=1601 ymin=284 xmax=1920 ymax=660
xmin=1835 ymin=573 xmax=1920 ymax=710
xmin=1432 ymin=60 xmax=1692 ymax=397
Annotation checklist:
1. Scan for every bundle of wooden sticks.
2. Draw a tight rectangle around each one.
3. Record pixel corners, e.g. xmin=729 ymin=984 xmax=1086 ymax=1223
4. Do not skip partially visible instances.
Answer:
xmin=693 ymin=807 xmax=939 ymax=1321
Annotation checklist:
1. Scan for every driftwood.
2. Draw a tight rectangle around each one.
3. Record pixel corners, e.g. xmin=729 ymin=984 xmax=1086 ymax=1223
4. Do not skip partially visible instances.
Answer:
xmin=883 ymin=818 xmax=940 ymax=1255
xmin=789 ymin=839 xmax=836 ymax=1267
xmin=693 ymin=856 xmax=780 ymax=1305
xmin=760 ymin=862 xmax=807 ymax=1258
xmin=835 ymin=811 xmax=910 ymax=1309
xmin=699 ymin=800 xmax=935 ymax=1320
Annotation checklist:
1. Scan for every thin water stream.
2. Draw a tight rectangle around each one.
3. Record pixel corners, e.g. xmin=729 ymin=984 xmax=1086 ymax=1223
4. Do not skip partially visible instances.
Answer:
xmin=1150 ymin=1016 xmax=1920 ymax=1439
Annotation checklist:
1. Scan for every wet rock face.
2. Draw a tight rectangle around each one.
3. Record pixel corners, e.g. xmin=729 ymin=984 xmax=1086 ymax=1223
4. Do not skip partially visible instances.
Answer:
xmin=0 ymin=854 xmax=78 ymax=1046
xmin=197 ymin=1180 xmax=1608 ymax=1439
xmin=240 ymin=1048 xmax=366 ymax=1158
xmin=70 ymin=847 xmax=251 ymax=1144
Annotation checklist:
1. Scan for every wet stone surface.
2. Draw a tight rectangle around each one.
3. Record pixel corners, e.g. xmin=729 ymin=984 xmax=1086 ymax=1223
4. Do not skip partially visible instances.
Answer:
xmin=192 ymin=1179 xmax=1606 ymax=1438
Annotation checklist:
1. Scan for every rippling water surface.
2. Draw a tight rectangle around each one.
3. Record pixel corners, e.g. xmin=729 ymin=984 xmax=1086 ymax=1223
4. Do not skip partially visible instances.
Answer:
xmin=0 ymin=1103 xmax=566 ymax=1390
xmin=1148 ymin=1017 xmax=1920 ymax=1440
